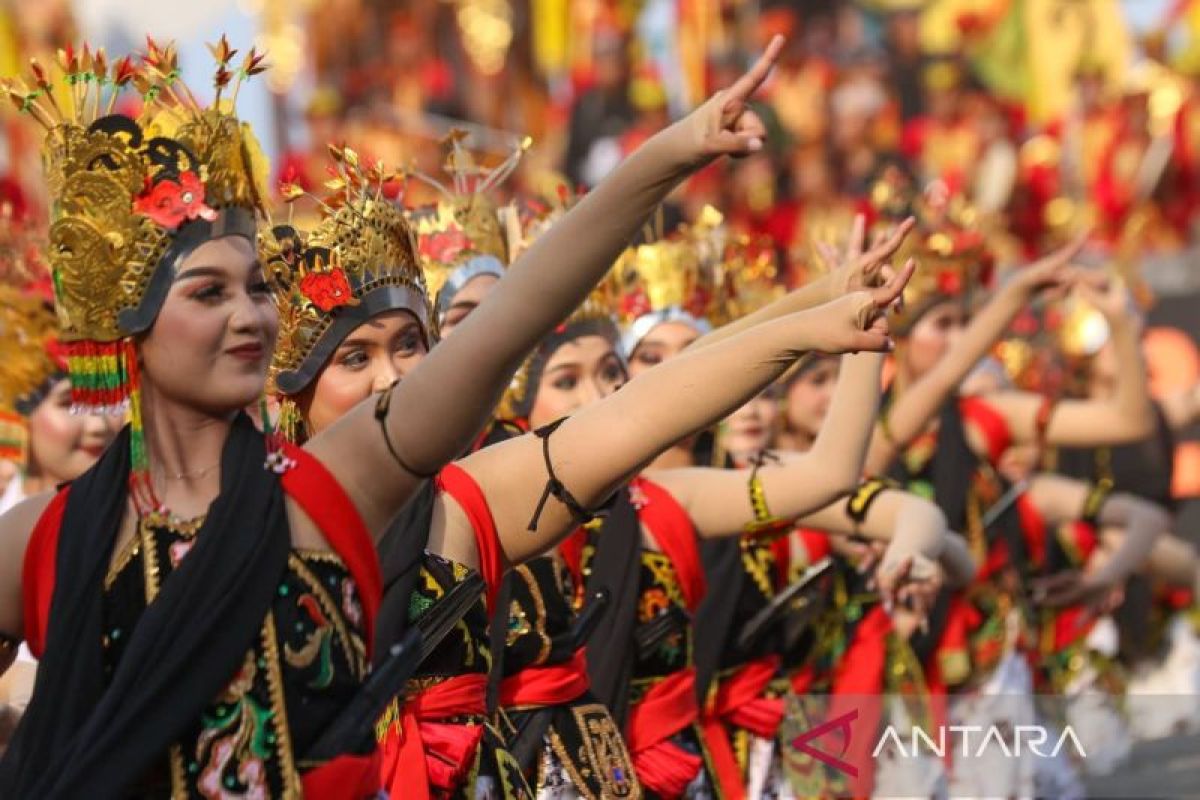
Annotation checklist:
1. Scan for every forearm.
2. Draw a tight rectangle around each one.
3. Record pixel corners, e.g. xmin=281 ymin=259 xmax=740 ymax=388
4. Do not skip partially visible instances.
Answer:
xmin=1106 ymin=317 xmax=1155 ymax=441
xmin=872 ymin=285 xmax=1023 ymax=463
xmin=796 ymin=489 xmax=944 ymax=558
xmin=686 ymin=276 xmax=832 ymax=353
xmin=807 ymin=352 xmax=883 ymax=488
xmin=392 ymin=131 xmax=696 ymax=471
xmin=935 ymin=535 xmax=977 ymax=588
xmin=1088 ymin=494 xmax=1170 ymax=586
xmin=1141 ymin=533 xmax=1198 ymax=588
xmin=472 ymin=310 xmax=828 ymax=562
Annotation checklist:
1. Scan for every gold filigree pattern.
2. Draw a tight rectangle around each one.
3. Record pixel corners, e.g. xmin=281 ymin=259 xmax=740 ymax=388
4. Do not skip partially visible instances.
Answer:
xmin=263 ymin=146 xmax=430 ymax=397
xmin=411 ymin=129 xmax=526 ymax=302
xmin=4 ymin=39 xmax=268 ymax=344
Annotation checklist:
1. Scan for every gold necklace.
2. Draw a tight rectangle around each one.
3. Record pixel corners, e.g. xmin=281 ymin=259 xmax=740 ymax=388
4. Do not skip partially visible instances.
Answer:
xmin=160 ymin=463 xmax=220 ymax=482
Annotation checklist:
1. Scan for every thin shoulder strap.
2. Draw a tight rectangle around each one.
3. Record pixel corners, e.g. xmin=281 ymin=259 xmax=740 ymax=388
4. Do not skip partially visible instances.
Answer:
xmin=281 ymin=443 xmax=383 ymax=659
xmin=436 ymin=462 xmax=505 ymax=613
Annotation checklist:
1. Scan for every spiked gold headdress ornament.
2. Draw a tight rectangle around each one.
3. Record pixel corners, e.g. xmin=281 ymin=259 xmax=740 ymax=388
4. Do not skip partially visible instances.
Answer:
xmin=263 ymin=146 xmax=430 ymax=409
xmin=869 ymin=167 xmax=993 ymax=334
xmin=411 ymin=130 xmax=528 ymax=320
xmin=613 ymin=205 xmax=729 ymax=355
xmin=3 ymin=36 xmax=270 ymax=510
xmin=0 ymin=209 xmax=64 ymax=462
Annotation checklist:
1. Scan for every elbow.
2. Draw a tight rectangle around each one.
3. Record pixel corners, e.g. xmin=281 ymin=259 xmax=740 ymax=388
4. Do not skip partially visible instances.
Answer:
xmin=896 ymin=496 xmax=951 ymax=558
xmin=1137 ymin=504 xmax=1173 ymax=541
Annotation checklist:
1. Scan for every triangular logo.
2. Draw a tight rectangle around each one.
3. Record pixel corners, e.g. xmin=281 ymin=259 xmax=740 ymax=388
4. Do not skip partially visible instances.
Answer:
xmin=789 ymin=708 xmax=860 ymax=777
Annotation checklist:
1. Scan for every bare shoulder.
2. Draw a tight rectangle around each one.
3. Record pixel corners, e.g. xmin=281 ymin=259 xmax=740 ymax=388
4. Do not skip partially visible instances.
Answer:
xmin=0 ymin=490 xmax=56 ymax=640
xmin=0 ymin=491 xmax=57 ymax=556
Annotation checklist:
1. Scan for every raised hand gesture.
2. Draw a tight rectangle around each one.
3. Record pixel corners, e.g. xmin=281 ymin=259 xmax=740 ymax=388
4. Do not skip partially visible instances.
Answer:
xmin=814 ymin=213 xmax=917 ymax=306
xmin=807 ymin=258 xmax=916 ymax=354
xmin=1006 ymin=229 xmax=1090 ymax=302
xmin=671 ymin=35 xmax=785 ymax=167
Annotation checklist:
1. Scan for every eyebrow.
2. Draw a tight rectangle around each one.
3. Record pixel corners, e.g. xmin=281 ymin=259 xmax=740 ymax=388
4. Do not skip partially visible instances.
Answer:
xmin=175 ymin=266 xmax=228 ymax=282
xmin=175 ymin=261 xmax=263 ymax=282
xmin=544 ymin=362 xmax=581 ymax=374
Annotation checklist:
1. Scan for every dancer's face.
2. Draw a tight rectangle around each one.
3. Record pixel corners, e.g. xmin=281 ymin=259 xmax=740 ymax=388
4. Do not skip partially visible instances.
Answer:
xmin=302 ymin=309 xmax=428 ymax=435
xmin=784 ymin=356 xmax=840 ymax=439
xmin=627 ymin=321 xmax=701 ymax=377
xmin=528 ymin=336 xmax=627 ymax=428
xmin=27 ymin=378 xmax=120 ymax=482
xmin=140 ymin=236 xmax=278 ymax=414
xmin=724 ymin=388 xmax=781 ymax=463
xmin=440 ymin=273 xmax=500 ymax=337
xmin=899 ymin=301 xmax=966 ymax=381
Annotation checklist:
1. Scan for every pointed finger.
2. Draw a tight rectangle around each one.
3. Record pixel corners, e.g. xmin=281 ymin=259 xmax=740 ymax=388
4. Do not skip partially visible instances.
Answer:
xmin=815 ymin=241 xmax=839 ymax=268
xmin=874 ymin=259 xmax=915 ymax=308
xmin=846 ymin=213 xmax=867 ymax=261
xmin=866 ymin=216 xmax=915 ymax=263
xmin=1052 ymin=227 xmax=1091 ymax=265
xmin=724 ymin=35 xmax=785 ymax=112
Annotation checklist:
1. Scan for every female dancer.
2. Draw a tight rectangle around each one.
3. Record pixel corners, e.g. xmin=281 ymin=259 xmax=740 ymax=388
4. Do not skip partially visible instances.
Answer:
xmin=269 ymin=158 xmax=914 ymax=798
xmin=0 ymin=229 xmax=118 ymax=745
xmin=859 ymin=174 xmax=1156 ymax=796
xmin=0 ymin=35 xmax=806 ymax=798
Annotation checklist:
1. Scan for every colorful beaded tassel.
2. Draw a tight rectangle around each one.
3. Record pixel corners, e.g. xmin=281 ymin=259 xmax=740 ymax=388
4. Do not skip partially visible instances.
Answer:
xmin=62 ymin=338 xmax=161 ymax=513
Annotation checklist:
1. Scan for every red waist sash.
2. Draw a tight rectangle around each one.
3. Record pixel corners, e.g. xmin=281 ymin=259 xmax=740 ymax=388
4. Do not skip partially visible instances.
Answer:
xmin=301 ymin=753 xmax=381 ymax=799
xmin=500 ymin=648 xmax=590 ymax=708
xmin=700 ymin=654 xmax=785 ymax=800
xmin=625 ymin=667 xmax=703 ymax=799
xmin=376 ymin=673 xmax=488 ymax=800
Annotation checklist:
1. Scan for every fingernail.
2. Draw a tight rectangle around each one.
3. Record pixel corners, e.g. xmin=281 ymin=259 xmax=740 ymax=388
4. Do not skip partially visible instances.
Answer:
xmin=885 ymin=338 xmax=895 ymax=351
xmin=747 ymin=138 xmax=763 ymax=151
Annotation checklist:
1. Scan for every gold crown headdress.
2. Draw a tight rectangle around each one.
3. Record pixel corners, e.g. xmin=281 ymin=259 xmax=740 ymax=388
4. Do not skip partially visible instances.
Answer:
xmin=718 ymin=234 xmax=785 ymax=322
xmin=498 ymin=188 xmax=623 ymax=420
xmin=0 ymin=209 xmax=63 ymax=461
xmin=869 ymin=167 xmax=993 ymax=334
xmin=3 ymin=37 xmax=269 ymax=509
xmin=263 ymin=146 xmax=429 ymax=437
xmin=614 ymin=205 xmax=729 ymax=355
xmin=411 ymin=130 xmax=528 ymax=320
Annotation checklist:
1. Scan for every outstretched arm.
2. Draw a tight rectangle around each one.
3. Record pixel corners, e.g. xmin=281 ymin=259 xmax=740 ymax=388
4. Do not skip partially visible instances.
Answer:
xmin=864 ymin=235 xmax=1085 ymax=474
xmin=795 ymin=486 xmax=975 ymax=603
xmin=649 ymin=351 xmax=883 ymax=537
xmin=981 ymin=280 xmax=1154 ymax=449
xmin=308 ymin=39 xmax=787 ymax=536
xmin=687 ymin=214 xmax=915 ymax=353
xmin=458 ymin=284 xmax=904 ymax=565
xmin=1028 ymin=473 xmax=1171 ymax=608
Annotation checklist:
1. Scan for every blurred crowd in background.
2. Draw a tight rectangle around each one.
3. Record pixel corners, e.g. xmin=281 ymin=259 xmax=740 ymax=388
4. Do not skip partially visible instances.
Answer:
xmin=4 ymin=0 xmax=1200 ymax=512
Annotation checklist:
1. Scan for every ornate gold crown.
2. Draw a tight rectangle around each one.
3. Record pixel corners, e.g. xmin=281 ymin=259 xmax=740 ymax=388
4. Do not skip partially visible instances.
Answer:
xmin=411 ymin=130 xmax=527 ymax=318
xmin=613 ymin=205 xmax=728 ymax=354
xmin=264 ymin=146 xmax=430 ymax=399
xmin=720 ymin=234 xmax=785 ymax=322
xmin=869 ymin=167 xmax=992 ymax=333
xmin=0 ymin=210 xmax=64 ymax=461
xmin=4 ymin=37 xmax=269 ymax=510
xmin=498 ymin=191 xmax=623 ymax=419
xmin=3 ymin=37 xmax=269 ymax=409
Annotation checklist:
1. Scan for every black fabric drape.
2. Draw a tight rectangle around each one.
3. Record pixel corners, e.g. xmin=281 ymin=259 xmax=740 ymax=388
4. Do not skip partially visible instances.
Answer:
xmin=581 ymin=487 xmax=641 ymax=729
xmin=692 ymin=538 xmax=744 ymax=704
xmin=0 ymin=414 xmax=290 ymax=798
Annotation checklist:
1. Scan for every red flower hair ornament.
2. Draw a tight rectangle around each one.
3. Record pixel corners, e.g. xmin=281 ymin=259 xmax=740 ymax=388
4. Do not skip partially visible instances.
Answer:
xmin=299 ymin=269 xmax=359 ymax=312
xmin=133 ymin=171 xmax=218 ymax=229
